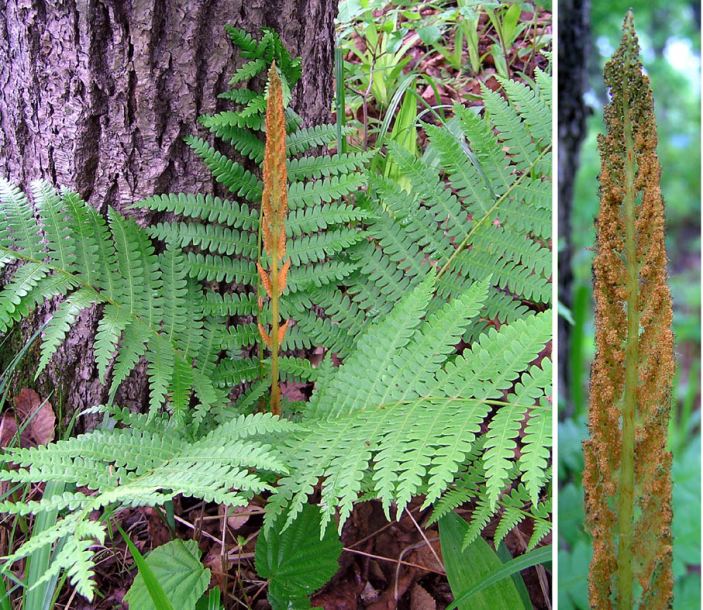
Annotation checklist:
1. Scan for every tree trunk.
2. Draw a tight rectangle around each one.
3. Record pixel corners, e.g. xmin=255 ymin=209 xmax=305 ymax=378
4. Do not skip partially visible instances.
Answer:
xmin=0 ymin=0 xmax=338 ymax=419
xmin=557 ymin=0 xmax=590 ymax=412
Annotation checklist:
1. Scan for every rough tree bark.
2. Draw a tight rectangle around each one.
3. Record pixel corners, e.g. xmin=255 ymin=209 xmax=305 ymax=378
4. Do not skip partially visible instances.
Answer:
xmin=558 ymin=0 xmax=590 ymax=411
xmin=0 ymin=0 xmax=339 ymax=419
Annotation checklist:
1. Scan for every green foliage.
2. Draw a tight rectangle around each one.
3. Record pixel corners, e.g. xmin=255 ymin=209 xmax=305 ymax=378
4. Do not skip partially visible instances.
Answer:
xmin=125 ymin=539 xmax=211 ymax=610
xmin=136 ymin=28 xmax=375 ymax=378
xmin=265 ymin=275 xmax=552 ymax=537
xmin=0 ymin=411 xmax=293 ymax=599
xmin=359 ymin=66 xmax=551 ymax=329
xmin=438 ymin=511 xmax=531 ymax=610
xmin=256 ymin=504 xmax=342 ymax=609
xmin=120 ymin=528 xmax=176 ymax=610
xmin=0 ymin=25 xmax=553 ymax=604
xmin=0 ymin=180 xmax=220 ymax=418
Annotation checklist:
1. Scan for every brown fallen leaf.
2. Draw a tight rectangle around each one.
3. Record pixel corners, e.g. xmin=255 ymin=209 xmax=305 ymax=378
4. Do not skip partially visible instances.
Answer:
xmin=225 ymin=505 xmax=251 ymax=531
xmin=13 ymin=388 xmax=56 ymax=446
xmin=410 ymin=583 xmax=437 ymax=610
xmin=0 ymin=413 xmax=18 ymax=447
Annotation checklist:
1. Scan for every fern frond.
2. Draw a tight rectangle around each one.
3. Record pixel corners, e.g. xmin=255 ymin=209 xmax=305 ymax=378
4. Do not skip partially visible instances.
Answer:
xmin=36 ymin=288 xmax=101 ymax=376
xmin=0 ymin=180 xmax=221 ymax=412
xmin=136 ymin=193 xmax=258 ymax=228
xmin=224 ymin=25 xmax=259 ymax=58
xmin=285 ymin=124 xmax=342 ymax=155
xmin=483 ymin=404 xmax=526 ymax=509
xmin=148 ymin=222 xmax=258 ymax=258
xmin=229 ymin=58 xmax=267 ymax=84
xmin=286 ymin=204 xmax=369 ymax=237
xmin=481 ymin=85 xmax=540 ymax=173
xmin=0 ymin=178 xmax=42 ymax=257
xmin=287 ymin=173 xmax=367 ymax=210
xmin=33 ymin=181 xmax=77 ymax=271
xmin=499 ymin=77 xmax=551 ymax=143
xmin=0 ymin=262 xmax=51 ymax=332
xmin=266 ymin=279 xmax=552 ymax=536
xmin=185 ymin=136 xmax=262 ymax=201
xmin=0 ymin=412 xmax=295 ymax=599
xmin=287 ymin=151 xmax=374 ymax=181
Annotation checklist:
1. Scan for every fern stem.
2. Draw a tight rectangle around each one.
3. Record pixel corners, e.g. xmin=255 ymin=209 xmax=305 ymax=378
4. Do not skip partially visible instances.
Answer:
xmin=269 ymin=256 xmax=281 ymax=416
xmin=616 ymin=72 xmax=637 ymax=610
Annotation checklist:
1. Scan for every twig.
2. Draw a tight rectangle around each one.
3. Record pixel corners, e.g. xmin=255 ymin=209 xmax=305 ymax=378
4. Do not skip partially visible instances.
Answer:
xmin=404 ymin=507 xmax=443 ymax=571
xmin=344 ymin=546 xmax=444 ymax=575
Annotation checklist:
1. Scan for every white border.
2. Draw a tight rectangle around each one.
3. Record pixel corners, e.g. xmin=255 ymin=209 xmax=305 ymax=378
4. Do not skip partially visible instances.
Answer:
xmin=551 ymin=0 xmax=559 ymax=606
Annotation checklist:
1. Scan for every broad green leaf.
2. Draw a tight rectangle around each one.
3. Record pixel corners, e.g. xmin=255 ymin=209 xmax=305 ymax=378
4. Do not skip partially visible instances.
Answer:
xmin=439 ymin=512 xmax=529 ymax=610
xmin=256 ymin=505 xmax=341 ymax=609
xmin=124 ymin=537 xmax=209 ymax=610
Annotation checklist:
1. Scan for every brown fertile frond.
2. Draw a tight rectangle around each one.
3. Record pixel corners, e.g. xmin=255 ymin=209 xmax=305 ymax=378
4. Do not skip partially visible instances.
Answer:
xmin=257 ymin=62 xmax=290 ymax=416
xmin=584 ymin=11 xmax=674 ymax=609
xmin=261 ymin=62 xmax=288 ymax=265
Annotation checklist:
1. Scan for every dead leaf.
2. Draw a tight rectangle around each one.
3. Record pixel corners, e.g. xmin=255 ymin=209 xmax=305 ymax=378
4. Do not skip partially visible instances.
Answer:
xmin=0 ymin=413 xmax=18 ymax=447
xmin=410 ymin=584 xmax=436 ymax=610
xmin=14 ymin=388 xmax=55 ymax=446
xmin=225 ymin=505 xmax=251 ymax=531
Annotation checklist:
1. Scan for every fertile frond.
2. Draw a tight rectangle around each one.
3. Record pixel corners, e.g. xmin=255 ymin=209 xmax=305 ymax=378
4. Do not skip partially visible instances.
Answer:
xmin=134 ymin=38 xmax=374 ymax=396
xmin=585 ymin=14 xmax=674 ymax=607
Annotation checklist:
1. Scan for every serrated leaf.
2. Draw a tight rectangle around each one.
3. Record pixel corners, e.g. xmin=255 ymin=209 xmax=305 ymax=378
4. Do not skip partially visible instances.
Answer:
xmin=124 ymin=537 xmax=210 ymax=610
xmin=256 ymin=505 xmax=341 ymax=609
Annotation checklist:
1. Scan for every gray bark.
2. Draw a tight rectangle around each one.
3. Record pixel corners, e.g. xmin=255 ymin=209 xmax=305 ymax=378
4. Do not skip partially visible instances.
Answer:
xmin=557 ymin=0 xmax=590 ymax=412
xmin=0 ymin=0 xmax=339 ymax=419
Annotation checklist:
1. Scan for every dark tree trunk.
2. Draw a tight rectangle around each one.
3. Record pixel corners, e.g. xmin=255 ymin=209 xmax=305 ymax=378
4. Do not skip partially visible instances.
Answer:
xmin=0 ymin=0 xmax=338 ymax=419
xmin=557 ymin=0 xmax=590 ymax=411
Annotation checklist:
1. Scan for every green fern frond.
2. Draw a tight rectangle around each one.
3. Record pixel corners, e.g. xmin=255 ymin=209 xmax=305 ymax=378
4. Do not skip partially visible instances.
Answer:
xmin=285 ymin=124 xmax=343 ymax=155
xmin=229 ymin=58 xmax=267 ymax=84
xmin=364 ymin=68 xmax=551 ymax=322
xmin=287 ymin=151 xmax=375 ymax=181
xmin=287 ymin=173 xmax=367 ymax=210
xmin=136 ymin=193 xmax=258 ymax=228
xmin=185 ymin=136 xmax=263 ymax=201
xmin=265 ymin=278 xmax=552 ymax=536
xmin=224 ymin=25 xmax=259 ymax=58
xmin=0 ymin=180 xmax=216 ymax=413
xmin=0 ymin=179 xmax=42 ymax=258
xmin=0 ymin=412 xmax=295 ymax=599
xmin=36 ymin=288 xmax=101 ymax=376
xmin=481 ymin=85 xmax=540 ymax=173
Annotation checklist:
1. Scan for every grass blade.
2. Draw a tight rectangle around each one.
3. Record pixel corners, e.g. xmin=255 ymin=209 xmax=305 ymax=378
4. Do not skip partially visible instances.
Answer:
xmin=118 ymin=527 xmax=175 ymax=610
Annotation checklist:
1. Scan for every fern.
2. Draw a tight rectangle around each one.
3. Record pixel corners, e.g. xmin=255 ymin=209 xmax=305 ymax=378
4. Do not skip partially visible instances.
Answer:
xmin=0 ymin=411 xmax=294 ymax=599
xmin=354 ymin=65 xmax=552 ymax=333
xmin=135 ymin=28 xmax=374 ymax=397
xmin=0 ymin=181 xmax=222 ymax=418
xmin=264 ymin=275 xmax=552 ymax=537
xmin=584 ymin=13 xmax=674 ymax=608
xmin=0 ymin=28 xmax=553 ymax=601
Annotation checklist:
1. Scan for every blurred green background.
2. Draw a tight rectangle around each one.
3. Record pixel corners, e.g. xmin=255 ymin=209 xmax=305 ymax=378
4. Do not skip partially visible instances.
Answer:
xmin=558 ymin=2 xmax=701 ymax=608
